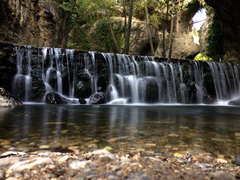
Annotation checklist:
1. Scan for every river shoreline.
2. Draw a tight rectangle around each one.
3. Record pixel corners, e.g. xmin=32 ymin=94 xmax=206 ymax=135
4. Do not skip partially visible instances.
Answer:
xmin=0 ymin=147 xmax=239 ymax=180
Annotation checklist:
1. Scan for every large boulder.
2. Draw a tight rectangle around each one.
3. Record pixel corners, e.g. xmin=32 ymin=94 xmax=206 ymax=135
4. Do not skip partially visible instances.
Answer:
xmin=45 ymin=92 xmax=68 ymax=104
xmin=89 ymin=93 xmax=106 ymax=104
xmin=228 ymin=99 xmax=240 ymax=106
xmin=0 ymin=87 xmax=22 ymax=107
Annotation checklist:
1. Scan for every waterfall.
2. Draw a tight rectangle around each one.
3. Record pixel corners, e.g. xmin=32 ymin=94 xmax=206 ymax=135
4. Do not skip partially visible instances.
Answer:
xmin=54 ymin=48 xmax=63 ymax=94
xmin=11 ymin=45 xmax=240 ymax=104
xmin=42 ymin=47 xmax=53 ymax=94
xmin=66 ymin=49 xmax=75 ymax=98
xmin=13 ymin=46 xmax=32 ymax=101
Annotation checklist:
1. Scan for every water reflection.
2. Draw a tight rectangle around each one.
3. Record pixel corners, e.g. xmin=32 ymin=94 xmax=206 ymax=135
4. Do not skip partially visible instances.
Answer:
xmin=0 ymin=105 xmax=240 ymax=156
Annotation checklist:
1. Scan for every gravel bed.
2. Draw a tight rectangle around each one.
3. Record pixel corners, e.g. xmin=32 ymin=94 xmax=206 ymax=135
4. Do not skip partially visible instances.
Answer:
xmin=0 ymin=148 xmax=239 ymax=180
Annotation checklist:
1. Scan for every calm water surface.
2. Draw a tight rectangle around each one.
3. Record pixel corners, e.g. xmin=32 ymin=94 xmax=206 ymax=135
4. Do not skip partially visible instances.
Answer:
xmin=0 ymin=105 xmax=240 ymax=156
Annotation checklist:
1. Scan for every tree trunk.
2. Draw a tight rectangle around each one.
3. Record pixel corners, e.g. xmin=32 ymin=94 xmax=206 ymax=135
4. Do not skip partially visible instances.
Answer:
xmin=168 ymin=0 xmax=176 ymax=59
xmin=125 ymin=0 xmax=133 ymax=54
xmin=61 ymin=0 xmax=76 ymax=49
xmin=123 ymin=0 xmax=127 ymax=39
xmin=104 ymin=0 xmax=120 ymax=53
xmin=162 ymin=0 xmax=169 ymax=58
xmin=145 ymin=0 xmax=155 ymax=56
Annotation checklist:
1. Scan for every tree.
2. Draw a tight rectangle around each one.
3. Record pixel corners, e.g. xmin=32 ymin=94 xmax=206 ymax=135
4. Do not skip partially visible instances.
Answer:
xmin=168 ymin=0 xmax=176 ymax=59
xmin=162 ymin=0 xmax=169 ymax=58
xmin=125 ymin=0 xmax=133 ymax=54
xmin=104 ymin=0 xmax=120 ymax=53
xmin=61 ymin=0 xmax=77 ymax=49
xmin=145 ymin=0 xmax=155 ymax=56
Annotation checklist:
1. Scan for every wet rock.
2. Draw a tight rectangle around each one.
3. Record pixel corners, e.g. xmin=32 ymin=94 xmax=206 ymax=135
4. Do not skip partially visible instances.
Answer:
xmin=228 ymin=99 xmax=240 ymax=106
xmin=79 ymin=98 xmax=87 ymax=104
xmin=45 ymin=92 xmax=68 ymax=104
xmin=74 ymin=81 xmax=92 ymax=98
xmin=126 ymin=97 xmax=133 ymax=104
xmin=0 ymin=88 xmax=22 ymax=107
xmin=89 ymin=93 xmax=106 ymax=104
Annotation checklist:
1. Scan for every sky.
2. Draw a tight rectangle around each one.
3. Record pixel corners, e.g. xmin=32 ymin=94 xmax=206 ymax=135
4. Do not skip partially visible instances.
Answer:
xmin=192 ymin=8 xmax=207 ymax=30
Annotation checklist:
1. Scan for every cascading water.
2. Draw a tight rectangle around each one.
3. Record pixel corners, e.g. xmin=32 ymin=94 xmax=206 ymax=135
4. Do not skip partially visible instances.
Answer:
xmin=66 ymin=49 xmax=75 ymax=98
xmin=54 ymin=48 xmax=63 ymax=94
xmin=11 ymin=45 xmax=240 ymax=104
xmin=13 ymin=46 xmax=32 ymax=101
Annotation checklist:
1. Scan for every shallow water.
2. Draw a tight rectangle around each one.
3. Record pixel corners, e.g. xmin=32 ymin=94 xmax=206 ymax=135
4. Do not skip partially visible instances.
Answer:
xmin=0 ymin=104 xmax=240 ymax=156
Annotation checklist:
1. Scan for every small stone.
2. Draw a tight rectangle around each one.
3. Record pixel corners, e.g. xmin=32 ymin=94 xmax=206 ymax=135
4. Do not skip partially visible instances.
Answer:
xmin=0 ymin=140 xmax=11 ymax=146
xmin=7 ymin=158 xmax=53 ymax=173
xmin=68 ymin=146 xmax=79 ymax=150
xmin=212 ymin=171 xmax=235 ymax=180
xmin=99 ymin=154 xmax=117 ymax=161
xmin=29 ymin=142 xmax=35 ymax=146
xmin=218 ymin=154 xmax=225 ymax=159
xmin=168 ymin=134 xmax=179 ymax=137
xmin=69 ymin=161 xmax=92 ymax=169
xmin=164 ymin=145 xmax=171 ymax=149
xmin=185 ymin=151 xmax=192 ymax=159
xmin=96 ymin=156 xmax=116 ymax=164
xmin=84 ymin=168 xmax=92 ymax=176
xmin=14 ymin=173 xmax=22 ymax=178
xmin=58 ymin=156 xmax=70 ymax=163
xmin=145 ymin=143 xmax=156 ymax=147
xmin=108 ymin=175 xmax=118 ymax=180
xmin=108 ymin=138 xmax=118 ymax=143
xmin=43 ymin=173 xmax=56 ymax=179
xmin=216 ymin=158 xmax=227 ymax=164
xmin=39 ymin=145 xmax=50 ymax=149
xmin=234 ymin=133 xmax=240 ymax=137
xmin=87 ymin=144 xmax=98 ymax=149
xmin=5 ymin=178 xmax=19 ymax=180
xmin=92 ymin=149 xmax=110 ymax=155
xmin=61 ymin=130 xmax=68 ymax=134
xmin=0 ymin=157 xmax=25 ymax=167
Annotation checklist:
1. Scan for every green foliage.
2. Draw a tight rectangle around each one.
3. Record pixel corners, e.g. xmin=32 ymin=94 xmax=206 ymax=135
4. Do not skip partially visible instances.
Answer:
xmin=91 ymin=19 xmax=125 ymax=53
xmin=67 ymin=27 xmax=91 ymax=50
xmin=194 ymin=52 xmax=213 ymax=61
xmin=206 ymin=11 xmax=225 ymax=61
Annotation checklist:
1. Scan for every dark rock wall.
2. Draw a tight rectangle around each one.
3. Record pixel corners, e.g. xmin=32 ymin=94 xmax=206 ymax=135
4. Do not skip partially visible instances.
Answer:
xmin=0 ymin=0 xmax=59 ymax=47
xmin=205 ymin=0 xmax=240 ymax=62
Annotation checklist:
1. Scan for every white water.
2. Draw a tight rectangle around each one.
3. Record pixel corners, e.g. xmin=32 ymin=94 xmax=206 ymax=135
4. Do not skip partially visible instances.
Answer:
xmin=13 ymin=47 xmax=240 ymax=105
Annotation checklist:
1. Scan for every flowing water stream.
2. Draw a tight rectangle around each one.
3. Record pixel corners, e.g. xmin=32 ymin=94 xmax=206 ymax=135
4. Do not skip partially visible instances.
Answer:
xmin=3 ymin=45 xmax=240 ymax=156
xmin=0 ymin=104 xmax=240 ymax=156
